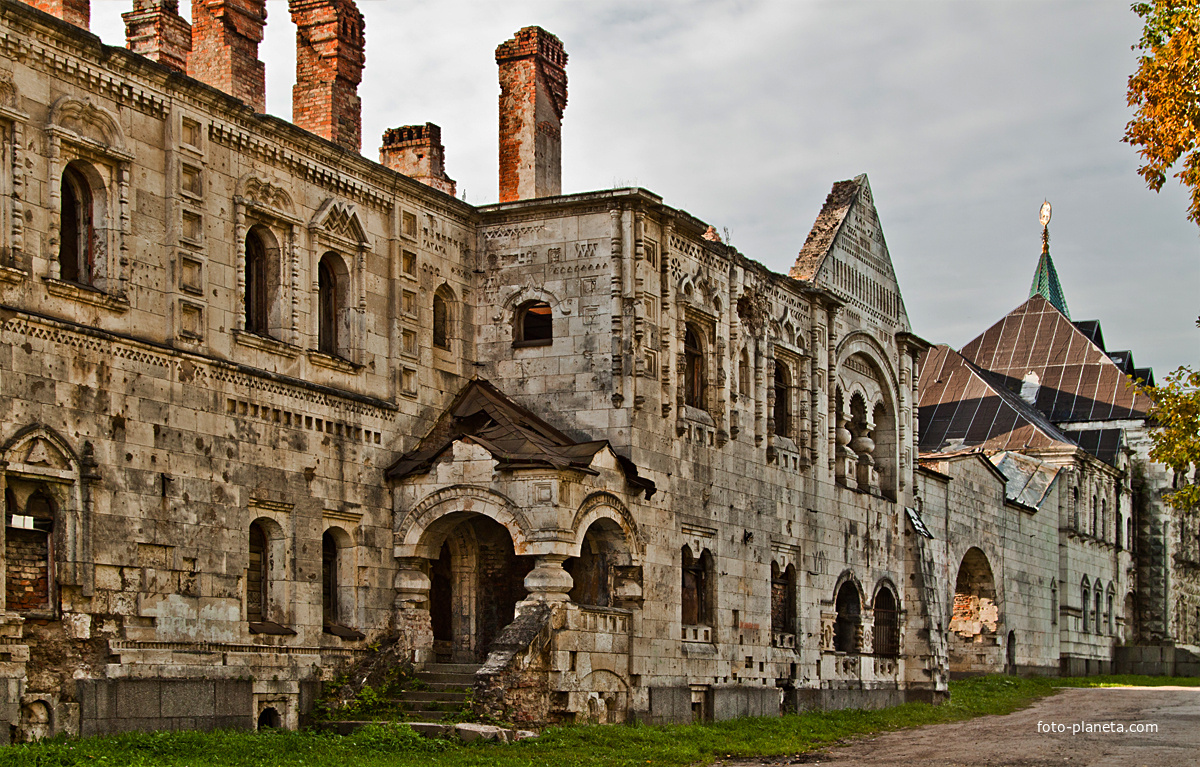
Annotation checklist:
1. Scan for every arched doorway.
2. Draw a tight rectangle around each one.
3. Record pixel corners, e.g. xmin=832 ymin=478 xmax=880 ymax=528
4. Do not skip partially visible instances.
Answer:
xmin=426 ymin=514 xmax=534 ymax=663
xmin=1006 ymin=630 xmax=1017 ymax=675
xmin=565 ymin=518 xmax=631 ymax=608
xmin=834 ymin=581 xmax=862 ymax=653
xmin=949 ymin=547 xmax=1000 ymax=675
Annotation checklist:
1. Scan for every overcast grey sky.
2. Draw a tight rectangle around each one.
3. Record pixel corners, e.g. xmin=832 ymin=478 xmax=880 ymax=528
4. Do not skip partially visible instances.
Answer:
xmin=92 ymin=1 xmax=1199 ymax=372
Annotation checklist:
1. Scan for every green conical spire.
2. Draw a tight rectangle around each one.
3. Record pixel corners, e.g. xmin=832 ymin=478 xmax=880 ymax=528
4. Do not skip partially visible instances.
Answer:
xmin=1029 ymin=202 xmax=1070 ymax=318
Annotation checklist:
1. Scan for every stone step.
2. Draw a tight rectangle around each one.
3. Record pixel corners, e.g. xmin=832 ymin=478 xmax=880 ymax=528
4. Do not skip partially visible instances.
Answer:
xmin=416 ymin=672 xmax=476 ymax=686
xmin=415 ymin=680 xmax=474 ymax=692
xmin=391 ymin=690 xmax=468 ymax=704
xmin=419 ymin=663 xmax=481 ymax=674
xmin=402 ymin=709 xmax=453 ymax=721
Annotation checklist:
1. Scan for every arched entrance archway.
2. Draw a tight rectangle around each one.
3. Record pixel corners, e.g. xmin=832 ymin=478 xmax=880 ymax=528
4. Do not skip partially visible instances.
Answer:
xmin=426 ymin=514 xmax=534 ymax=663
xmin=949 ymin=547 xmax=1001 ymax=675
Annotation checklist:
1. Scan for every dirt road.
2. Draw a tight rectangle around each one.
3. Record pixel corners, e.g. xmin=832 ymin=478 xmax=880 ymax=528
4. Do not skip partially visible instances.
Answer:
xmin=723 ymin=686 xmax=1200 ymax=767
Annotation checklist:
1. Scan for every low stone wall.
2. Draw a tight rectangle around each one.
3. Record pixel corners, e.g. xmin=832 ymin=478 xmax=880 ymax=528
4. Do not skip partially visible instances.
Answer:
xmin=77 ymin=679 xmax=254 ymax=736
xmin=1112 ymin=645 xmax=1200 ymax=676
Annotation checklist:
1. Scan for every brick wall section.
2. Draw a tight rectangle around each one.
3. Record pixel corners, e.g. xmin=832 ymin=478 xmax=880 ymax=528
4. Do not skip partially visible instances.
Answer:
xmin=26 ymin=0 xmax=88 ymax=28
xmin=188 ymin=0 xmax=267 ymax=112
xmin=379 ymin=123 xmax=457 ymax=197
xmin=496 ymin=26 xmax=567 ymax=202
xmin=289 ymin=0 xmax=364 ymax=152
xmin=6 ymin=528 xmax=50 ymax=613
xmin=123 ymin=0 xmax=192 ymax=74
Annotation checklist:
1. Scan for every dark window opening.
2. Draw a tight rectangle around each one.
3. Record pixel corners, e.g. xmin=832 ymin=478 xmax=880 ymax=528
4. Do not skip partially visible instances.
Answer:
xmin=872 ymin=587 xmax=900 ymax=657
xmin=834 ymin=581 xmax=861 ymax=653
xmin=684 ymin=326 xmax=705 ymax=409
xmin=247 ymin=522 xmax=267 ymax=623
xmin=59 ymin=164 xmax=94 ymax=286
xmin=771 ymin=562 xmax=796 ymax=638
xmin=317 ymin=256 xmax=338 ymax=356
xmin=516 ymin=301 xmax=553 ymax=346
xmin=245 ymin=230 xmax=269 ymax=335
xmin=433 ymin=293 xmax=449 ymax=350
xmin=682 ymin=546 xmax=711 ymax=627
xmin=773 ymin=361 xmax=790 ymax=437
xmin=321 ymin=531 xmax=338 ymax=626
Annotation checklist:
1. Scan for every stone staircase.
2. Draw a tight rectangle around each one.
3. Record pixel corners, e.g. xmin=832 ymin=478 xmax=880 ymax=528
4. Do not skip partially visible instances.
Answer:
xmin=394 ymin=663 xmax=479 ymax=721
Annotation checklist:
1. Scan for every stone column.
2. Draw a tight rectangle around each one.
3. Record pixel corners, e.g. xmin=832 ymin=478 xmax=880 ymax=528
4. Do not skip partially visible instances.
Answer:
xmin=522 ymin=554 xmax=573 ymax=602
xmin=394 ymin=558 xmax=433 ymax=665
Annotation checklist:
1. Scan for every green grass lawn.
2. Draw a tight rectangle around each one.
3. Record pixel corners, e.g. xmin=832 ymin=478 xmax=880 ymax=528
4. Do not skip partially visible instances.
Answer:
xmin=5 ymin=675 xmax=1198 ymax=767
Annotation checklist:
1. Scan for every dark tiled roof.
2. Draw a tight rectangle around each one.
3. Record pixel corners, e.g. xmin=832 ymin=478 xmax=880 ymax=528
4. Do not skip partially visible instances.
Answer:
xmin=917 ymin=344 xmax=1076 ymax=453
xmin=1073 ymin=320 xmax=1105 ymax=351
xmin=385 ymin=379 xmax=655 ymax=497
xmin=1067 ymin=429 xmax=1124 ymax=466
xmin=958 ymin=295 xmax=1151 ymax=423
xmin=788 ymin=175 xmax=863 ymax=281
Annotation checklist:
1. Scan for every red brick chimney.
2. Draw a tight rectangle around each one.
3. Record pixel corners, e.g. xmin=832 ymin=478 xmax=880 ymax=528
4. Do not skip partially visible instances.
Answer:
xmin=289 ymin=0 xmax=365 ymax=152
xmin=26 ymin=0 xmax=89 ymax=28
xmin=380 ymin=123 xmax=457 ymax=197
xmin=188 ymin=0 xmax=267 ymax=112
xmin=123 ymin=0 xmax=192 ymax=74
xmin=496 ymin=26 xmax=567 ymax=202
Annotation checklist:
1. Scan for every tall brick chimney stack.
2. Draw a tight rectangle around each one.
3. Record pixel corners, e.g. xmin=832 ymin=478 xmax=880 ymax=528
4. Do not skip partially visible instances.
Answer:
xmin=123 ymin=0 xmax=192 ymax=74
xmin=188 ymin=0 xmax=268 ymax=112
xmin=380 ymin=123 xmax=457 ymax=197
xmin=496 ymin=26 xmax=567 ymax=203
xmin=289 ymin=0 xmax=365 ymax=152
xmin=26 ymin=0 xmax=89 ymax=28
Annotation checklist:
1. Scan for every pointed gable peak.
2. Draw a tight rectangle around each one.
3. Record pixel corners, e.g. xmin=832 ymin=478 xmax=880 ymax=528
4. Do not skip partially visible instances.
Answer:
xmin=789 ymin=174 xmax=868 ymax=282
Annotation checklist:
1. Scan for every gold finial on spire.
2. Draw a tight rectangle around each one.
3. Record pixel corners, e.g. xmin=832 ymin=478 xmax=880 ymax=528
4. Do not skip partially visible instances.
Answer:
xmin=1039 ymin=200 xmax=1051 ymax=252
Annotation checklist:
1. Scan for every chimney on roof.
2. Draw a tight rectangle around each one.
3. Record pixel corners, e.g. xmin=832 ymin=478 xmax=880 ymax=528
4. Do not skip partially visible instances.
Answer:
xmin=123 ymin=0 xmax=192 ymax=74
xmin=188 ymin=0 xmax=267 ymax=112
xmin=26 ymin=0 xmax=89 ymax=29
xmin=495 ymin=26 xmax=567 ymax=202
xmin=380 ymin=123 xmax=457 ymax=197
xmin=289 ymin=0 xmax=365 ymax=152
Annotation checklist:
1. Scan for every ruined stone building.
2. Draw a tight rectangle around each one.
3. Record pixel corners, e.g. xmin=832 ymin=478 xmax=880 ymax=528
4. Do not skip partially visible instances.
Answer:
xmin=0 ymin=0 xmax=1186 ymax=744
xmin=916 ymin=224 xmax=1197 ymax=679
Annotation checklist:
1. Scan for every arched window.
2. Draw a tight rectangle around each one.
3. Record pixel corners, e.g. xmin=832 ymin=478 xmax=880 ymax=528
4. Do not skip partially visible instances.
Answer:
xmin=60 ymin=162 xmax=99 ymax=286
xmin=317 ymin=257 xmax=338 ymax=355
xmin=681 ymin=546 xmax=712 ymax=627
xmin=322 ymin=530 xmax=339 ymax=626
xmin=1081 ymin=577 xmax=1090 ymax=634
xmin=245 ymin=227 xmax=270 ymax=335
xmin=872 ymin=585 xmax=900 ymax=657
xmin=1106 ymin=584 xmax=1115 ymax=636
xmin=1127 ymin=516 xmax=1134 ymax=553
xmin=317 ymin=252 xmax=350 ymax=358
xmin=247 ymin=522 xmax=268 ymax=623
xmin=834 ymin=581 xmax=861 ymax=653
xmin=773 ymin=361 xmax=790 ymax=437
xmin=432 ymin=288 xmax=451 ymax=350
xmin=5 ymin=489 xmax=56 ymax=615
xmin=1095 ymin=587 xmax=1102 ymax=635
xmin=515 ymin=300 xmax=553 ymax=346
xmin=1091 ymin=495 xmax=1098 ymax=538
xmin=1116 ymin=510 xmax=1124 ymax=549
xmin=1100 ymin=499 xmax=1107 ymax=541
xmin=1072 ymin=488 xmax=1080 ymax=531
xmin=684 ymin=325 xmax=705 ymax=409
xmin=770 ymin=562 xmax=796 ymax=641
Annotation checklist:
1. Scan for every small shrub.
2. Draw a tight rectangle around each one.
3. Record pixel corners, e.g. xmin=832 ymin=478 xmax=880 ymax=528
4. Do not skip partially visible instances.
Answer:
xmin=346 ymin=722 xmax=449 ymax=753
